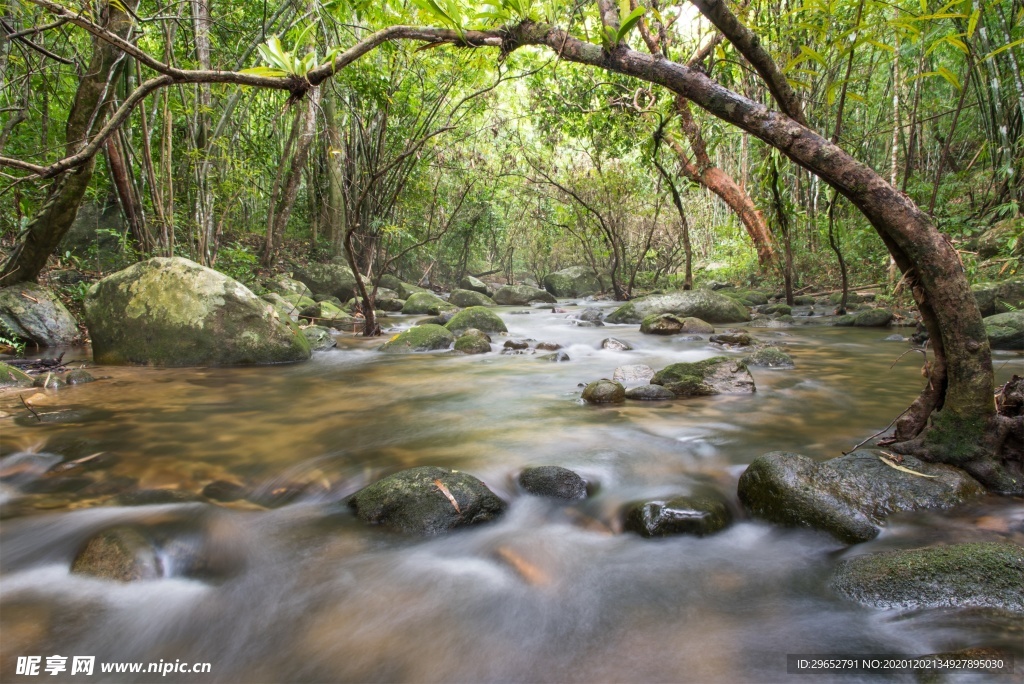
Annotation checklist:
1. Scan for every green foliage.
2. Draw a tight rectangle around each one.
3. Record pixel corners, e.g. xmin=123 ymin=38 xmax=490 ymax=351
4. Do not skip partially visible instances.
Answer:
xmin=216 ymin=242 xmax=260 ymax=286
xmin=0 ymin=319 xmax=26 ymax=357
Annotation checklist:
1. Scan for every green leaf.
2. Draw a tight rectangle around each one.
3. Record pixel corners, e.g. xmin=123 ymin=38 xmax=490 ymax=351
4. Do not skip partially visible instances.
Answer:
xmin=984 ymin=37 xmax=1024 ymax=62
xmin=799 ymin=45 xmax=828 ymax=67
xmin=937 ymin=66 xmax=961 ymax=90
xmin=616 ymin=6 xmax=646 ymax=43
xmin=239 ymin=66 xmax=290 ymax=77
xmin=967 ymin=9 xmax=980 ymax=38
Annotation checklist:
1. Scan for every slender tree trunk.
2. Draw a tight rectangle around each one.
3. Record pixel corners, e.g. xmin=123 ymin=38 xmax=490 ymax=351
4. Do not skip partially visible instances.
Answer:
xmin=0 ymin=0 xmax=139 ymax=284
xmin=652 ymin=147 xmax=693 ymax=289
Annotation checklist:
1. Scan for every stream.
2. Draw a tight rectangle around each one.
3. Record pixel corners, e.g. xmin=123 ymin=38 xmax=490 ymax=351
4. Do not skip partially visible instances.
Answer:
xmin=1 ymin=301 xmax=1022 ymax=683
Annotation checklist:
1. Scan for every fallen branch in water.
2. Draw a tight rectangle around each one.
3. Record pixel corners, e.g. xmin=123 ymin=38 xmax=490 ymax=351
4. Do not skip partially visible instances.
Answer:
xmin=843 ymin=405 xmax=913 ymax=454
xmin=19 ymin=394 xmax=40 ymax=421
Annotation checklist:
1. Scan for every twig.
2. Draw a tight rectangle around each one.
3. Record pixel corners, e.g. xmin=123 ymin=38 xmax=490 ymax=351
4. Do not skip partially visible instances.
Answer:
xmin=19 ymin=394 xmax=41 ymax=421
xmin=843 ymin=405 xmax=913 ymax=454
xmin=889 ymin=347 xmax=927 ymax=369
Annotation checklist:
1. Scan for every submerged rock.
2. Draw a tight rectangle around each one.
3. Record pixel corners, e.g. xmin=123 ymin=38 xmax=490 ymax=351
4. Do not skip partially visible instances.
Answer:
xmin=651 ymin=357 xmax=755 ymax=397
xmin=737 ymin=450 xmax=986 ymax=543
xmin=84 ymin=257 xmax=310 ymax=366
xmin=543 ymin=266 xmax=603 ymax=298
xmin=445 ymin=306 xmax=507 ymax=334
xmin=581 ymin=379 xmax=626 ymax=404
xmin=831 ymin=542 xmax=1024 ymax=612
xmin=601 ymin=337 xmax=633 ymax=351
xmin=710 ymin=332 xmax=753 ymax=346
xmin=493 ymin=284 xmax=557 ymax=305
xmin=71 ymin=526 xmax=161 ymax=582
xmin=640 ymin=313 xmax=715 ymax=335
xmin=448 ymin=289 xmax=497 ymax=308
xmin=743 ymin=346 xmax=795 ymax=368
xmin=623 ymin=492 xmax=732 ymax=537
xmin=378 ymin=325 xmax=454 ymax=353
xmin=577 ymin=307 xmax=605 ymax=323
xmin=624 ymin=385 xmax=676 ymax=401
xmin=612 ymin=364 xmax=655 ymax=384
xmin=984 ymin=311 xmax=1024 ymax=350
xmin=64 ymin=369 xmax=96 ymax=385
xmin=606 ymin=290 xmax=751 ymax=325
xmin=348 ymin=466 xmax=506 ymax=535
xmin=0 ymin=283 xmax=79 ymax=347
xmin=518 ymin=466 xmax=588 ymax=500
xmin=454 ymin=329 xmax=492 ymax=354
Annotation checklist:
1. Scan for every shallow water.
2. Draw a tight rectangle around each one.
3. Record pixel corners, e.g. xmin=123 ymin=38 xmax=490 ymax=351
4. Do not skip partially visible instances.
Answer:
xmin=1 ymin=303 xmax=1022 ymax=683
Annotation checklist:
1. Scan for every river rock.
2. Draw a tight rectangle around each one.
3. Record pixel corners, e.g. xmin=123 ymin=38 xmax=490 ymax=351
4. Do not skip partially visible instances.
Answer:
xmin=454 ymin=329 xmax=492 ymax=354
xmin=612 ymin=364 xmax=655 ymax=384
xmin=710 ymin=332 xmax=753 ymax=346
xmin=606 ymin=290 xmax=750 ymax=325
xmin=202 ymin=480 xmax=248 ymax=502
xmin=291 ymin=260 xmax=366 ymax=301
xmin=732 ymin=290 xmax=769 ymax=306
xmin=371 ymin=288 xmax=405 ymax=312
xmin=64 ymin=369 xmax=96 ymax=385
xmin=445 ymin=306 xmax=507 ymax=334
xmin=541 ymin=351 xmax=571 ymax=362
xmin=581 ymin=379 xmax=625 ymax=404
xmin=378 ymin=324 xmax=454 ymax=353
xmin=33 ymin=374 xmax=66 ymax=390
xmin=71 ymin=526 xmax=161 ymax=582
xmin=640 ymin=313 xmax=715 ymax=335
xmin=831 ymin=542 xmax=1024 ymax=612
xmin=743 ymin=346 xmax=795 ymax=369
xmin=0 ymin=362 xmax=33 ymax=388
xmin=624 ymin=385 xmax=676 ymax=401
xmin=578 ymin=307 xmax=605 ymax=323
xmin=623 ymin=491 xmax=732 ymax=537
xmin=317 ymin=300 xmax=353 ymax=326
xmin=984 ymin=311 xmax=1024 ymax=350
xmin=261 ymin=292 xmax=297 ymax=320
xmin=493 ymin=285 xmax=557 ymax=305
xmin=448 ymin=289 xmax=497 ymax=308
xmin=518 ymin=465 xmax=588 ymax=500
xmin=459 ymin=275 xmax=492 ymax=297
xmin=793 ymin=295 xmax=816 ymax=305
xmin=263 ymin=275 xmax=312 ymax=298
xmin=737 ymin=450 xmax=986 ymax=543
xmin=395 ymin=281 xmax=428 ymax=299
xmin=601 ymin=337 xmax=633 ymax=351
xmin=302 ymin=326 xmax=337 ymax=351
xmin=85 ymin=257 xmax=310 ymax=366
xmin=0 ymin=283 xmax=79 ymax=347
xmin=348 ymin=466 xmax=506 ymax=535
xmin=973 ymin=279 xmax=1024 ymax=316
xmin=651 ymin=357 xmax=755 ymax=397
xmin=543 ymin=266 xmax=603 ymax=297
xmin=835 ymin=308 xmax=894 ymax=327
xmin=762 ymin=303 xmax=791 ymax=316
xmin=401 ymin=291 xmax=454 ymax=316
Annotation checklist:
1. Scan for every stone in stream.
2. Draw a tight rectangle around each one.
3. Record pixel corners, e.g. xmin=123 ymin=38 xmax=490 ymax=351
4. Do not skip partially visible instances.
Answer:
xmin=113 ymin=489 xmax=204 ymax=506
xmin=577 ymin=307 xmax=605 ymax=323
xmin=202 ymin=480 xmax=249 ymax=502
xmin=612 ymin=364 xmax=655 ymax=384
xmin=0 ymin=362 xmax=33 ymax=388
xmin=459 ymin=275 xmax=493 ymax=297
xmin=445 ymin=306 xmax=507 ymax=335
xmin=601 ymin=337 xmax=633 ymax=351
xmin=581 ymin=379 xmax=626 ymax=404
xmin=291 ymin=260 xmax=367 ymax=302
xmin=651 ymin=357 xmax=755 ymax=397
xmin=834 ymin=308 xmax=894 ymax=327
xmin=605 ymin=290 xmax=750 ymax=325
xmin=348 ymin=466 xmax=506 ymax=535
xmin=378 ymin=324 xmax=454 ymax=353
xmin=454 ymin=329 xmax=492 ymax=355
xmin=503 ymin=339 xmax=530 ymax=351
xmin=624 ymin=385 xmax=676 ymax=401
xmin=71 ymin=526 xmax=161 ymax=582
xmin=518 ymin=466 xmax=588 ymax=501
xmin=85 ymin=257 xmax=311 ymax=366
xmin=737 ymin=450 xmax=986 ymax=543
xmin=302 ymin=326 xmax=337 ymax=351
xmin=448 ymin=289 xmax=497 ymax=308
xmin=540 ymin=351 xmax=571 ymax=362
xmin=623 ymin=491 xmax=732 ymax=537
xmin=542 ymin=266 xmax=603 ymax=298
xmin=709 ymin=332 xmax=753 ymax=346
xmin=830 ymin=542 xmax=1024 ymax=613
xmin=973 ymin=278 xmax=1024 ymax=316
xmin=401 ymin=291 xmax=455 ymax=316
xmin=984 ymin=311 xmax=1024 ymax=350
xmin=0 ymin=282 xmax=80 ymax=347
xmin=492 ymin=284 xmax=557 ymax=306
xmin=536 ymin=341 xmax=562 ymax=351
xmin=32 ymin=374 xmax=66 ymax=390
xmin=762 ymin=303 xmax=792 ymax=316
xmin=742 ymin=346 xmax=795 ymax=369
xmin=64 ymin=369 xmax=96 ymax=385
xmin=263 ymin=275 xmax=313 ymax=299
xmin=639 ymin=313 xmax=715 ymax=336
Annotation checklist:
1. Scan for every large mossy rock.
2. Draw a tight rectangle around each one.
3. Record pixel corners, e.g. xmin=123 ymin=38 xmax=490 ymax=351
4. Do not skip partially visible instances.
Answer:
xmin=972 ymin=279 xmax=1024 ymax=316
xmin=737 ymin=450 xmax=985 ymax=543
xmin=459 ymin=275 xmax=492 ymax=297
xmin=448 ymin=288 xmax=497 ymax=308
xmin=493 ymin=284 xmax=557 ymax=305
xmin=263 ymin=275 xmax=312 ymax=298
xmin=454 ymin=329 xmax=492 ymax=354
xmin=348 ymin=466 xmax=506 ymax=535
xmin=0 ymin=283 xmax=79 ymax=346
xmin=401 ymin=291 xmax=454 ymax=315
xmin=0 ymin=362 xmax=33 ymax=388
xmin=84 ymin=257 xmax=311 ymax=366
xmin=831 ymin=542 xmax=1024 ymax=612
xmin=606 ymin=290 xmax=751 ymax=325
xmin=639 ymin=313 xmax=715 ymax=335
xmin=291 ymin=260 xmax=365 ymax=301
xmin=543 ymin=265 xmax=603 ymax=297
xmin=378 ymin=324 xmax=454 ymax=353
xmin=445 ymin=306 xmax=507 ymax=334
xmin=581 ymin=379 xmax=626 ymax=404
xmin=651 ymin=357 xmax=755 ymax=397
xmin=984 ymin=311 xmax=1024 ymax=350
xmin=835 ymin=308 xmax=894 ymax=327
xmin=743 ymin=346 xmax=795 ymax=369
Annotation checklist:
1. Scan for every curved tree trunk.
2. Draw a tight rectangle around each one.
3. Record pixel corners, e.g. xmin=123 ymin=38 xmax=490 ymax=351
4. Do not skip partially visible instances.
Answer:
xmin=0 ymin=0 xmax=138 ymax=285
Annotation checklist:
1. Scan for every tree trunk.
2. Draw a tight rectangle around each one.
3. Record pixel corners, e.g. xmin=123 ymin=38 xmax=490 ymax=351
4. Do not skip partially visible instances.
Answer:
xmin=0 ymin=0 xmax=138 ymax=284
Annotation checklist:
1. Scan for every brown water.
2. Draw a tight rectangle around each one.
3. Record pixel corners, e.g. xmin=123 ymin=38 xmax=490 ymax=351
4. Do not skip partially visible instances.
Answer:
xmin=1 ymin=303 xmax=1022 ymax=683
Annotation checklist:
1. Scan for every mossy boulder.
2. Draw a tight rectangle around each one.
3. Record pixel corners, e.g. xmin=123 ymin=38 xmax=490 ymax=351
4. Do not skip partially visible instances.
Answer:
xmin=651 ymin=357 xmax=755 ymax=397
xmin=263 ymin=276 xmax=312 ymax=298
xmin=261 ymin=292 xmax=298 ymax=320
xmin=0 ymin=362 xmax=33 ymax=388
xmin=395 ymin=281 xmax=429 ymax=299
xmin=623 ymin=491 xmax=732 ymax=537
xmin=732 ymin=290 xmax=769 ymax=306
xmin=493 ymin=284 xmax=557 ymax=305
xmin=829 ymin=291 xmax=865 ymax=305
xmin=448 ymin=289 xmax=497 ymax=308
xmin=371 ymin=288 xmax=405 ymax=312
xmin=831 ymin=542 xmax=1024 ymax=612
xmin=543 ymin=265 xmax=603 ymax=297
xmin=454 ymin=329 xmax=492 ymax=354
xmin=445 ymin=306 xmax=507 ymax=334
xmin=793 ymin=295 xmax=816 ymax=305
xmin=835 ymin=308 xmax=894 ymax=327
xmin=640 ymin=313 xmax=715 ymax=335
xmin=302 ymin=326 xmax=336 ymax=351
xmin=377 ymin=274 xmax=403 ymax=292
xmin=743 ymin=346 xmax=795 ymax=369
xmin=710 ymin=332 xmax=753 ymax=346
xmin=762 ymin=303 xmax=792 ymax=316
xmin=624 ymin=385 xmax=676 ymax=401
xmin=291 ymin=260 xmax=366 ymax=301
xmin=0 ymin=283 xmax=79 ymax=347
xmin=64 ymin=369 xmax=96 ymax=385
xmin=972 ymin=279 xmax=1024 ymax=316
xmin=378 ymin=324 xmax=454 ymax=353
xmin=737 ymin=450 xmax=986 ymax=543
xmin=281 ymin=292 xmax=318 ymax=314
xmin=84 ymin=257 xmax=311 ymax=366
xmin=984 ymin=311 xmax=1024 ymax=350
xmin=71 ymin=526 xmax=160 ymax=582
xmin=581 ymin=379 xmax=626 ymax=404
xmin=459 ymin=275 xmax=492 ymax=297
xmin=317 ymin=300 xmax=354 ymax=326
xmin=401 ymin=291 xmax=455 ymax=316
xmin=348 ymin=466 xmax=506 ymax=535
xmin=606 ymin=290 xmax=751 ymax=325
xmin=974 ymin=218 xmax=1021 ymax=259
xmin=518 ymin=465 xmax=588 ymax=500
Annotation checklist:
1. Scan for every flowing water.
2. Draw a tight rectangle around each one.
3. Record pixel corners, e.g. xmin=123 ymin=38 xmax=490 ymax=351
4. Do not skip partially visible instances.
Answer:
xmin=1 ymin=302 xmax=1022 ymax=683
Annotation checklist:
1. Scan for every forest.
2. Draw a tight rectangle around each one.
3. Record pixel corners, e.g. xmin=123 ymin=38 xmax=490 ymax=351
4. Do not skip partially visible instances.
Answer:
xmin=0 ymin=0 xmax=1022 ymax=682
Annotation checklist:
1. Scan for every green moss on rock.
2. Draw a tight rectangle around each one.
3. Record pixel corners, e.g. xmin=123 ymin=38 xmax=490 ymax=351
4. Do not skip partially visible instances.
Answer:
xmin=448 ymin=289 xmax=498 ymax=308
xmin=984 ymin=311 xmax=1024 ymax=350
xmin=651 ymin=357 xmax=755 ymax=397
xmin=606 ymin=290 xmax=750 ymax=325
xmin=378 ymin=324 xmax=454 ymax=353
xmin=401 ymin=291 xmax=455 ymax=315
xmin=445 ymin=307 xmax=507 ymax=334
